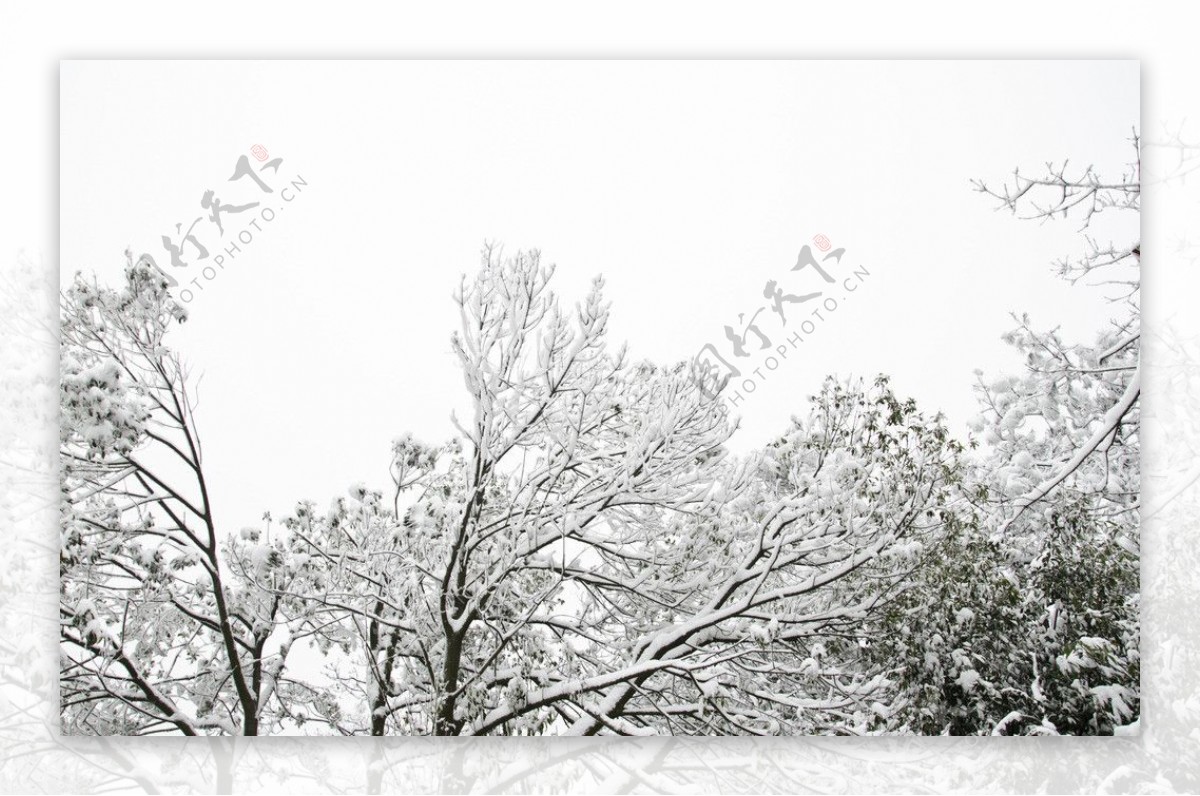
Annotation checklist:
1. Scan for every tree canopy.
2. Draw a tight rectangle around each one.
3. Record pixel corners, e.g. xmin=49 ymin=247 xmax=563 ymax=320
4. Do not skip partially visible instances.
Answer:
xmin=60 ymin=143 xmax=1140 ymax=736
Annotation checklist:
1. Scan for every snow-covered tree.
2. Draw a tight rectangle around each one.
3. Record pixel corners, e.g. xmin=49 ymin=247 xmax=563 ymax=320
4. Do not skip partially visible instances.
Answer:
xmin=60 ymin=209 xmax=1134 ymax=735
xmin=270 ymin=249 xmax=962 ymax=736
xmin=59 ymin=251 xmax=316 ymax=735
xmin=869 ymin=138 xmax=1141 ymax=735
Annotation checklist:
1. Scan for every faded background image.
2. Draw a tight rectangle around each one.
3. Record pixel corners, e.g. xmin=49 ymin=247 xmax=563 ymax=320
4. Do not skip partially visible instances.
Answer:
xmin=2 ymin=4 xmax=1198 ymax=792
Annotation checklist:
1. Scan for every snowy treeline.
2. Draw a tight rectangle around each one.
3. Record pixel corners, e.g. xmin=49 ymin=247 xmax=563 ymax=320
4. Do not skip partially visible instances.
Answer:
xmin=59 ymin=148 xmax=1139 ymax=736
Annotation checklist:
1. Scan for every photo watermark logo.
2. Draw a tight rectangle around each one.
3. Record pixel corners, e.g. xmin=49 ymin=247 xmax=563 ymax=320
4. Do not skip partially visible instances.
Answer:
xmin=141 ymin=145 xmax=308 ymax=303
xmin=691 ymin=234 xmax=873 ymax=414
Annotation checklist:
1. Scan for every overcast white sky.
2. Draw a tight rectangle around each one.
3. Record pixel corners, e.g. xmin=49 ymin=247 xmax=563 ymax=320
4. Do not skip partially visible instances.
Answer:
xmin=60 ymin=60 xmax=1139 ymax=537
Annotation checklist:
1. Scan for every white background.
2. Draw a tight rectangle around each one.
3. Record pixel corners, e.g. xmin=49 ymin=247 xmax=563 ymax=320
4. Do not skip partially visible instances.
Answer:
xmin=3 ymin=2 xmax=1198 ymax=793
